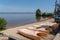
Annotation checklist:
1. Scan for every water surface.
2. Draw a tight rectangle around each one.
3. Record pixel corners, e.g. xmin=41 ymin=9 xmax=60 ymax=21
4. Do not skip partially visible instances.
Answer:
xmin=0 ymin=12 xmax=48 ymax=28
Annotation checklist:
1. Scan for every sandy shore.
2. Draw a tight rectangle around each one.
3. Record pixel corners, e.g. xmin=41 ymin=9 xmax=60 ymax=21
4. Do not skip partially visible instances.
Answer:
xmin=1 ymin=18 xmax=55 ymax=40
xmin=7 ymin=18 xmax=50 ymax=29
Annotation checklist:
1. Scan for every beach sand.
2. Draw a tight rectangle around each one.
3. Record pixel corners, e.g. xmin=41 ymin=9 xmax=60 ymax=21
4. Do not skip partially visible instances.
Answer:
xmin=1 ymin=18 xmax=55 ymax=40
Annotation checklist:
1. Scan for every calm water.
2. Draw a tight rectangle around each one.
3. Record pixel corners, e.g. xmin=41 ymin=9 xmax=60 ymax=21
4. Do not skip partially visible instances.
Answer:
xmin=0 ymin=12 xmax=48 ymax=28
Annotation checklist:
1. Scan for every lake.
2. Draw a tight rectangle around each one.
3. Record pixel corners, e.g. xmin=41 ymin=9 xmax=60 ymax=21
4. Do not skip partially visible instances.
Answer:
xmin=0 ymin=12 xmax=48 ymax=28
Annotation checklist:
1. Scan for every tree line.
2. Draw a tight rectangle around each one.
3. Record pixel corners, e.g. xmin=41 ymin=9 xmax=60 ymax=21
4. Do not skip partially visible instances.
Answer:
xmin=36 ymin=9 xmax=54 ymax=18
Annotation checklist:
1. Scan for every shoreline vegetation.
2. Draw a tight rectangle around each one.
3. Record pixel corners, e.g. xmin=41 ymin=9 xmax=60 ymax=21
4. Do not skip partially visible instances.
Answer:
xmin=36 ymin=9 xmax=54 ymax=19
xmin=0 ymin=18 xmax=7 ymax=31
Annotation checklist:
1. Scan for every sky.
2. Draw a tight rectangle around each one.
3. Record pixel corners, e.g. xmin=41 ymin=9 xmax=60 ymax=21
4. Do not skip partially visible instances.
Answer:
xmin=0 ymin=0 xmax=56 ymax=12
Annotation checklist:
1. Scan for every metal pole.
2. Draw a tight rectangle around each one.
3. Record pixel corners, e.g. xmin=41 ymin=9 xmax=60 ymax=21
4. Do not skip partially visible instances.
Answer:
xmin=59 ymin=0 xmax=60 ymax=3
xmin=55 ymin=0 xmax=57 ymax=14
xmin=55 ymin=0 xmax=57 ymax=4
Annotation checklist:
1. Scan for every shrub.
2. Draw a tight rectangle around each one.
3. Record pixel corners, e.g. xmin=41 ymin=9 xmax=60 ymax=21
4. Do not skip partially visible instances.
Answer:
xmin=0 ymin=18 xmax=7 ymax=31
xmin=42 ymin=12 xmax=54 ymax=18
xmin=42 ymin=12 xmax=47 ymax=17
xmin=46 ymin=13 xmax=54 ymax=18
